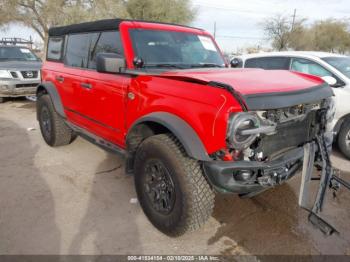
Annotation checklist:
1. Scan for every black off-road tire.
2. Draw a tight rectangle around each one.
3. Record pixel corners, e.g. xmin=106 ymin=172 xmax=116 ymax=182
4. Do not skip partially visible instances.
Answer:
xmin=338 ymin=120 xmax=350 ymax=160
xmin=0 ymin=97 xmax=5 ymax=103
xmin=134 ymin=133 xmax=215 ymax=237
xmin=37 ymin=94 xmax=77 ymax=147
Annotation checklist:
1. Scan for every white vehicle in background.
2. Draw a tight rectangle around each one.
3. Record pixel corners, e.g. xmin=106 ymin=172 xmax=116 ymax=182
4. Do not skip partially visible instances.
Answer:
xmin=231 ymin=51 xmax=350 ymax=159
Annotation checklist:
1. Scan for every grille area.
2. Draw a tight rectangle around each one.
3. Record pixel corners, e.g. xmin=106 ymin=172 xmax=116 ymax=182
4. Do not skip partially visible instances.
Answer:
xmin=16 ymin=83 xmax=38 ymax=88
xmin=256 ymin=110 xmax=317 ymax=158
xmin=21 ymin=71 xmax=39 ymax=79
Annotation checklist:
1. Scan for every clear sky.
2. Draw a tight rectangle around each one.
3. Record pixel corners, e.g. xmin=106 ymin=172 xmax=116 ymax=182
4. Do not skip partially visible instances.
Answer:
xmin=192 ymin=0 xmax=350 ymax=52
xmin=1 ymin=0 xmax=349 ymax=53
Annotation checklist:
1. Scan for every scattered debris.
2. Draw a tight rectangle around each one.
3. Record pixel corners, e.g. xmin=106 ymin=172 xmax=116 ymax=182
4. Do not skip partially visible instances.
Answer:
xmin=130 ymin=198 xmax=138 ymax=204
xmin=26 ymin=96 xmax=37 ymax=102
xmin=95 ymin=165 xmax=122 ymax=175
xmin=27 ymin=127 xmax=36 ymax=131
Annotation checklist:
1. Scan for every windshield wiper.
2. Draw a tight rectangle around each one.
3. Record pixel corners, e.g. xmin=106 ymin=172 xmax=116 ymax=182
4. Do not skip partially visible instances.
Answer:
xmin=190 ymin=63 xmax=224 ymax=68
xmin=190 ymin=63 xmax=223 ymax=68
xmin=144 ymin=63 xmax=187 ymax=69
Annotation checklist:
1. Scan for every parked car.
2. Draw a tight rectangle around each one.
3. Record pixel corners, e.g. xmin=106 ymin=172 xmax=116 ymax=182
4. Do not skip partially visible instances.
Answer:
xmin=37 ymin=19 xmax=334 ymax=236
xmin=0 ymin=44 xmax=42 ymax=103
xmin=231 ymin=51 xmax=350 ymax=159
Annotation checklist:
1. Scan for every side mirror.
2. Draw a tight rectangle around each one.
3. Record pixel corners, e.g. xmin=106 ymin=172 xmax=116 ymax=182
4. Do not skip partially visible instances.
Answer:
xmin=321 ymin=76 xmax=337 ymax=87
xmin=96 ymin=53 xmax=125 ymax=73
xmin=230 ymin=58 xmax=242 ymax=68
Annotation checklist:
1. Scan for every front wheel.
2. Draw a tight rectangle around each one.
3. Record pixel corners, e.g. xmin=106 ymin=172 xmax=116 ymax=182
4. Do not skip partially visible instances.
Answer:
xmin=338 ymin=120 xmax=350 ymax=160
xmin=37 ymin=94 xmax=77 ymax=147
xmin=134 ymin=134 xmax=215 ymax=237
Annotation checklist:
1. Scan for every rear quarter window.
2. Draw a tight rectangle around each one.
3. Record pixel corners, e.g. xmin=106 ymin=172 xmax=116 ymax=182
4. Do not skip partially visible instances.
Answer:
xmin=245 ymin=57 xmax=290 ymax=70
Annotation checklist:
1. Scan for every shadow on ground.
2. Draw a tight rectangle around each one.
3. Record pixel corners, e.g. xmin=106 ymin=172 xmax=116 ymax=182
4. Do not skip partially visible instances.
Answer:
xmin=209 ymin=174 xmax=350 ymax=255
xmin=0 ymin=119 xmax=61 ymax=254
xmin=69 ymin=153 xmax=142 ymax=254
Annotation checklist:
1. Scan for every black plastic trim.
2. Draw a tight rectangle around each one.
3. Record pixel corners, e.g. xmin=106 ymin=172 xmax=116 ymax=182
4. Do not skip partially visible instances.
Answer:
xmin=129 ymin=112 xmax=211 ymax=161
xmin=64 ymin=107 xmax=121 ymax=133
xmin=208 ymin=81 xmax=248 ymax=111
xmin=37 ymin=82 xmax=66 ymax=118
xmin=67 ymin=122 xmax=126 ymax=156
xmin=243 ymin=83 xmax=334 ymax=110
xmin=203 ymin=146 xmax=304 ymax=194
xmin=49 ymin=18 xmax=203 ymax=37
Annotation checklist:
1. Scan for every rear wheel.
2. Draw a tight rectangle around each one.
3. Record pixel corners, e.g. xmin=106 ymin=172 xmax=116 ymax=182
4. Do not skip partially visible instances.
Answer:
xmin=134 ymin=134 xmax=214 ymax=236
xmin=37 ymin=94 xmax=77 ymax=147
xmin=338 ymin=120 xmax=350 ymax=160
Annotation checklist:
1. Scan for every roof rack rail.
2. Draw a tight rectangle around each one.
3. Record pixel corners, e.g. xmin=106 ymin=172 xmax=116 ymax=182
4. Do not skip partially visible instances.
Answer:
xmin=0 ymin=37 xmax=33 ymax=49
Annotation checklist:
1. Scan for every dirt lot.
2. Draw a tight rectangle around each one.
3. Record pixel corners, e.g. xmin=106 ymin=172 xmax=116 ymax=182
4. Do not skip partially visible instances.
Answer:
xmin=0 ymin=99 xmax=350 ymax=256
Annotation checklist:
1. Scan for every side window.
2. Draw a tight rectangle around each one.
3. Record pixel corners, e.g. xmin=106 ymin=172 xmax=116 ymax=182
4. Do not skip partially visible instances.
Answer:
xmin=245 ymin=58 xmax=264 ymax=68
xmin=65 ymin=33 xmax=97 ymax=68
xmin=88 ymin=31 xmax=124 ymax=69
xmin=291 ymin=58 xmax=332 ymax=77
xmin=47 ymin=37 xmax=64 ymax=61
xmin=245 ymin=57 xmax=290 ymax=70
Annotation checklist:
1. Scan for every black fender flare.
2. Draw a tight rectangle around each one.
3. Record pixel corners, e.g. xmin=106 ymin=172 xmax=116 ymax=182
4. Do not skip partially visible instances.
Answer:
xmin=36 ymin=81 xmax=66 ymax=118
xmin=128 ymin=112 xmax=211 ymax=161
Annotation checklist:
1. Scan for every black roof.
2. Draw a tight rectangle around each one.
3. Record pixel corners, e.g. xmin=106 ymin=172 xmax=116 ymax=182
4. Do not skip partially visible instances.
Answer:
xmin=48 ymin=18 xmax=203 ymax=37
xmin=49 ymin=19 xmax=123 ymax=36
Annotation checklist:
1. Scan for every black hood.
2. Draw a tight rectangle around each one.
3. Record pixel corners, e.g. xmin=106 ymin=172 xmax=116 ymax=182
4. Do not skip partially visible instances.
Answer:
xmin=0 ymin=61 xmax=42 ymax=70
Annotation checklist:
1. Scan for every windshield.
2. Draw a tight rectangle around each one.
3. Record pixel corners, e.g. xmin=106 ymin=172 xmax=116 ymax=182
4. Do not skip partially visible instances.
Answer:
xmin=129 ymin=29 xmax=225 ymax=69
xmin=0 ymin=46 xmax=40 ymax=61
xmin=322 ymin=57 xmax=350 ymax=78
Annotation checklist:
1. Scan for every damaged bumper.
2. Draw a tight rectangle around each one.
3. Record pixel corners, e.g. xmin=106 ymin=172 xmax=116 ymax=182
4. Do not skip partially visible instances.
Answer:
xmin=203 ymin=146 xmax=304 ymax=194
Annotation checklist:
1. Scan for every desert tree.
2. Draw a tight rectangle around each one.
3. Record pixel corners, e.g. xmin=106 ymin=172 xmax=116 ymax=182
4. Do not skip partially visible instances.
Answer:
xmin=262 ymin=14 xmax=292 ymax=51
xmin=0 ymin=0 xmax=196 ymax=45
xmin=125 ymin=0 xmax=196 ymax=25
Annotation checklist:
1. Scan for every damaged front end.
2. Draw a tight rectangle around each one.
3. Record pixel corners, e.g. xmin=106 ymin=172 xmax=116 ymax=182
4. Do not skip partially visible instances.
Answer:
xmin=204 ymin=100 xmax=328 ymax=194
xmin=204 ymin=96 xmax=347 ymax=235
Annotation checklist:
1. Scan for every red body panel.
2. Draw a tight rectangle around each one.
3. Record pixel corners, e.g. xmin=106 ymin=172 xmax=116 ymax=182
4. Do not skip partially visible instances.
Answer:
xmin=125 ymin=75 xmax=243 ymax=153
xmin=42 ymin=20 xmax=327 ymax=155
xmin=160 ymin=68 xmax=325 ymax=95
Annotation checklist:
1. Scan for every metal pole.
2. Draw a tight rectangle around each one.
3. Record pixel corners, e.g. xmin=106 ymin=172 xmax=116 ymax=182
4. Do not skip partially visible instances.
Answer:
xmin=291 ymin=9 xmax=297 ymax=31
xmin=214 ymin=21 xmax=217 ymax=39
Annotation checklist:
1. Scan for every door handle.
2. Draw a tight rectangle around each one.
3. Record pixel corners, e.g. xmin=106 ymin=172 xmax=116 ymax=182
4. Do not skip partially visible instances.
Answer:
xmin=80 ymin=83 xmax=92 ymax=89
xmin=56 ymin=76 xmax=64 ymax=83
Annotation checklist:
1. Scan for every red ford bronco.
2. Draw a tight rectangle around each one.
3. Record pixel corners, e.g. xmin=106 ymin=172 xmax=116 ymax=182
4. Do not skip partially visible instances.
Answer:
xmin=37 ymin=19 xmax=335 ymax=236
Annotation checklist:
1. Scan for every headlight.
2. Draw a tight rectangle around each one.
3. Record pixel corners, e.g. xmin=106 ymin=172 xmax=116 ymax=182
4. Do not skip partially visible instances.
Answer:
xmin=0 ymin=70 xmax=12 ymax=79
xmin=227 ymin=112 xmax=260 ymax=150
xmin=227 ymin=112 xmax=277 ymax=150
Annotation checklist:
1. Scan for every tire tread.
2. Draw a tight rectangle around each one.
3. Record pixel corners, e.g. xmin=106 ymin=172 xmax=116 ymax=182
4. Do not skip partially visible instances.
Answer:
xmin=37 ymin=94 xmax=76 ymax=147
xmin=338 ymin=120 xmax=350 ymax=160
xmin=142 ymin=133 xmax=215 ymax=236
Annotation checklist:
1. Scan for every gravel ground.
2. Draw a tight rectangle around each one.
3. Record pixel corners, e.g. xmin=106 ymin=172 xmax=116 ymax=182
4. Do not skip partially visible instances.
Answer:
xmin=0 ymin=99 xmax=349 ymax=256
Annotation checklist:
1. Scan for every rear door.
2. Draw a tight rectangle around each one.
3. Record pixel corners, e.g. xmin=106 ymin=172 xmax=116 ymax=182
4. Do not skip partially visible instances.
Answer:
xmin=61 ymin=33 xmax=94 ymax=126
xmin=290 ymin=57 xmax=347 ymax=125
xmin=290 ymin=57 xmax=338 ymax=78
